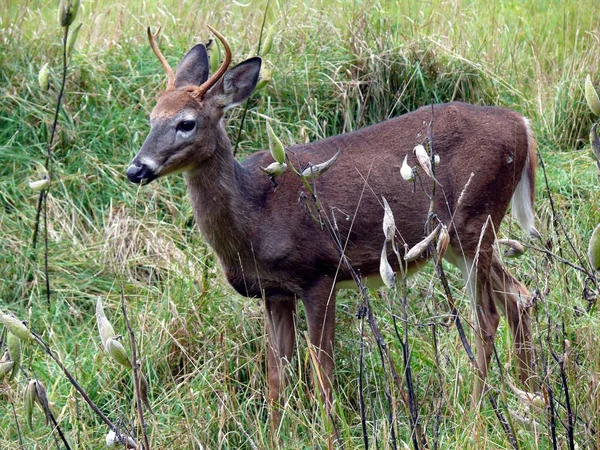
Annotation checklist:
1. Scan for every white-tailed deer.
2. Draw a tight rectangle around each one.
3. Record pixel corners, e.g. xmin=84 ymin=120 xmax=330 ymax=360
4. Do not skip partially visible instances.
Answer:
xmin=127 ymin=27 xmax=537 ymax=418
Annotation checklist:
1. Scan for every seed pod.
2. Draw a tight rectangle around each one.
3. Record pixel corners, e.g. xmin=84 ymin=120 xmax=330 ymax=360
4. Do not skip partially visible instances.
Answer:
xmin=7 ymin=332 xmax=21 ymax=380
xmin=58 ymin=0 xmax=80 ymax=27
xmin=585 ymin=74 xmax=600 ymax=116
xmin=24 ymin=379 xmax=37 ymax=429
xmin=208 ymin=37 xmax=221 ymax=74
xmin=404 ymin=224 xmax=441 ymax=261
xmin=379 ymin=243 xmax=396 ymax=289
xmin=255 ymin=68 xmax=272 ymax=91
xmin=301 ymin=149 xmax=342 ymax=179
xmin=105 ymin=337 xmax=132 ymax=369
xmin=29 ymin=178 xmax=50 ymax=191
xmin=436 ymin=225 xmax=450 ymax=262
xmin=266 ymin=121 xmax=286 ymax=164
xmin=414 ymin=144 xmax=435 ymax=179
xmin=588 ymin=224 xmax=600 ymax=271
xmin=260 ymin=28 xmax=275 ymax=57
xmin=139 ymin=372 xmax=153 ymax=413
xmin=497 ymin=238 xmax=525 ymax=258
xmin=96 ymin=297 xmax=116 ymax=347
xmin=38 ymin=63 xmax=50 ymax=92
xmin=66 ymin=23 xmax=82 ymax=58
xmin=590 ymin=123 xmax=600 ymax=163
xmin=400 ymin=154 xmax=413 ymax=181
xmin=260 ymin=162 xmax=287 ymax=176
xmin=0 ymin=356 xmax=14 ymax=379
xmin=382 ymin=196 xmax=395 ymax=242
xmin=0 ymin=310 xmax=33 ymax=341
xmin=33 ymin=380 xmax=51 ymax=425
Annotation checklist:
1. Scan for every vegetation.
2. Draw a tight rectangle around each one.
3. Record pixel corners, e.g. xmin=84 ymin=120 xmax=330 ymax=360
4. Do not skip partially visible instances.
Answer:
xmin=1 ymin=0 xmax=599 ymax=448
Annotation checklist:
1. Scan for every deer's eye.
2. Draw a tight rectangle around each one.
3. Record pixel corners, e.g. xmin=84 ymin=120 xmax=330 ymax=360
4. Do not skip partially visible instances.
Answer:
xmin=177 ymin=120 xmax=196 ymax=132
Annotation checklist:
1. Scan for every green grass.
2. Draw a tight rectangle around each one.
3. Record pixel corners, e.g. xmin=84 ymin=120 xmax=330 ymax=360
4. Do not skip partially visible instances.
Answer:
xmin=1 ymin=0 xmax=600 ymax=448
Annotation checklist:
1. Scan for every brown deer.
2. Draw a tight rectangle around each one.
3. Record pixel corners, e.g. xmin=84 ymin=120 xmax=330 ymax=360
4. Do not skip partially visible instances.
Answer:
xmin=127 ymin=27 xmax=537 ymax=418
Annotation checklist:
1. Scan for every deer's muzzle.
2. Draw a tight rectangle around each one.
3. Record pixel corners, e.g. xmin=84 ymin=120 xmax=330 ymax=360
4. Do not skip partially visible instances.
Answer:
xmin=126 ymin=159 xmax=157 ymax=185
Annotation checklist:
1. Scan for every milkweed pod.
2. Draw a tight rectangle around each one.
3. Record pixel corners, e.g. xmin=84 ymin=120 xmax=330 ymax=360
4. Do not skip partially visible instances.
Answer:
xmin=497 ymin=238 xmax=525 ymax=258
xmin=260 ymin=162 xmax=287 ymax=176
xmin=7 ymin=332 xmax=21 ymax=380
xmin=96 ymin=297 xmax=116 ymax=347
xmin=260 ymin=28 xmax=276 ymax=57
xmin=436 ymin=225 xmax=449 ymax=262
xmin=0 ymin=310 xmax=33 ymax=341
xmin=266 ymin=121 xmax=286 ymax=164
xmin=301 ymin=149 xmax=341 ymax=179
xmin=414 ymin=144 xmax=434 ymax=179
xmin=139 ymin=372 xmax=153 ymax=413
xmin=379 ymin=243 xmax=396 ymax=289
xmin=404 ymin=224 xmax=441 ymax=261
xmin=255 ymin=68 xmax=272 ymax=91
xmin=585 ymin=74 xmax=600 ymax=116
xmin=29 ymin=178 xmax=50 ymax=191
xmin=0 ymin=357 xmax=14 ymax=379
xmin=105 ymin=337 xmax=132 ymax=369
xmin=58 ymin=0 xmax=80 ymax=27
xmin=590 ymin=123 xmax=600 ymax=162
xmin=400 ymin=154 xmax=413 ymax=181
xmin=588 ymin=224 xmax=600 ymax=271
xmin=24 ymin=379 xmax=37 ymax=429
xmin=382 ymin=196 xmax=395 ymax=242
xmin=38 ymin=63 xmax=50 ymax=91
xmin=66 ymin=23 xmax=82 ymax=58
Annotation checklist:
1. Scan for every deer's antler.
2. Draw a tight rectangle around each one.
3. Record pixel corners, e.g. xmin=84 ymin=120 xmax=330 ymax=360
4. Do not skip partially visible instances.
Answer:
xmin=190 ymin=25 xmax=232 ymax=99
xmin=147 ymin=26 xmax=175 ymax=90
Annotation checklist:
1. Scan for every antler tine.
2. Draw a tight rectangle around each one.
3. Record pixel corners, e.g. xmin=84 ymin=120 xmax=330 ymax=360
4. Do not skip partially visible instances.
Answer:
xmin=191 ymin=25 xmax=232 ymax=99
xmin=147 ymin=26 xmax=176 ymax=90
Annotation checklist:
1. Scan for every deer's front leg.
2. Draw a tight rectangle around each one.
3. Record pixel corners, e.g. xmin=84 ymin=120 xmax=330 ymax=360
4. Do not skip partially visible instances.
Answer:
xmin=302 ymin=284 xmax=337 ymax=410
xmin=266 ymin=296 xmax=297 ymax=423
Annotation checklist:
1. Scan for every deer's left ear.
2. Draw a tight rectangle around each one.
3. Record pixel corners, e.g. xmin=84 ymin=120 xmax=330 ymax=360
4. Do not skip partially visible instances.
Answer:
xmin=175 ymin=44 xmax=209 ymax=89
xmin=213 ymin=57 xmax=262 ymax=110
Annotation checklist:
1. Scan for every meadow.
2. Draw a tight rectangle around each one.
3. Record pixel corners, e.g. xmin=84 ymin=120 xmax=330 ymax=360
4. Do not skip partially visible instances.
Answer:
xmin=1 ymin=0 xmax=600 ymax=448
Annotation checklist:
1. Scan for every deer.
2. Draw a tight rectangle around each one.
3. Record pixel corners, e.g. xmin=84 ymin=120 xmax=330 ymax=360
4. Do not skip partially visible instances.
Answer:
xmin=126 ymin=26 xmax=538 ymax=421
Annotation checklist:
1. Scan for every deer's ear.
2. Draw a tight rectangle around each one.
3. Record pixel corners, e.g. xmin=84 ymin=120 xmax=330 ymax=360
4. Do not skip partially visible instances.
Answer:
xmin=175 ymin=44 xmax=209 ymax=89
xmin=214 ymin=57 xmax=262 ymax=110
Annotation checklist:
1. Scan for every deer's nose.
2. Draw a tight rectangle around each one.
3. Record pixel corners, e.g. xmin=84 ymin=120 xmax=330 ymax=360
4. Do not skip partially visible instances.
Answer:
xmin=126 ymin=159 xmax=157 ymax=185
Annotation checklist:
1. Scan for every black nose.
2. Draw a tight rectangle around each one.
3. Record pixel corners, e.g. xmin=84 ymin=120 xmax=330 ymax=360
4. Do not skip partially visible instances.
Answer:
xmin=126 ymin=160 xmax=157 ymax=185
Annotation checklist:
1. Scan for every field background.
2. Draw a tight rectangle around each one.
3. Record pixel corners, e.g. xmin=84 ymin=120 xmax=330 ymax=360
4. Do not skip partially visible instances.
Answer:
xmin=1 ymin=0 xmax=600 ymax=448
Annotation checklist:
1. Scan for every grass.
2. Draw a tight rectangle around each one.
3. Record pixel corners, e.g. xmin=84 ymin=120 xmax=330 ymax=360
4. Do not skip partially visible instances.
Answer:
xmin=1 ymin=0 xmax=600 ymax=448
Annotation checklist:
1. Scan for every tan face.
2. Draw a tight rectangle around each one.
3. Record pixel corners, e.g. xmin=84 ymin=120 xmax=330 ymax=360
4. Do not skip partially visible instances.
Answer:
xmin=126 ymin=90 xmax=221 ymax=185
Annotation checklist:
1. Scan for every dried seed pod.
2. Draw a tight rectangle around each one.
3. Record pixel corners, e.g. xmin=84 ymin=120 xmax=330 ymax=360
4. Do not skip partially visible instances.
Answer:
xmin=506 ymin=374 xmax=544 ymax=408
xmin=38 ymin=63 xmax=50 ymax=92
xmin=301 ymin=149 xmax=341 ymax=179
xmin=497 ymin=238 xmax=525 ymax=258
xmin=404 ymin=224 xmax=441 ymax=261
xmin=0 ymin=310 xmax=33 ymax=341
xmin=436 ymin=225 xmax=450 ymax=262
xmin=96 ymin=297 xmax=116 ymax=347
xmin=66 ymin=23 xmax=82 ymax=58
xmin=588 ymin=224 xmax=600 ymax=271
xmin=105 ymin=337 xmax=132 ymax=369
xmin=24 ymin=379 xmax=37 ymax=429
xmin=7 ymin=332 xmax=21 ymax=380
xmin=585 ymin=74 xmax=600 ymax=116
xmin=382 ymin=196 xmax=395 ymax=242
xmin=590 ymin=123 xmax=600 ymax=163
xmin=379 ymin=243 xmax=396 ymax=289
xmin=414 ymin=144 xmax=434 ymax=179
xmin=260 ymin=162 xmax=287 ymax=176
xmin=266 ymin=121 xmax=286 ymax=164
xmin=139 ymin=372 xmax=153 ymax=413
xmin=400 ymin=154 xmax=414 ymax=181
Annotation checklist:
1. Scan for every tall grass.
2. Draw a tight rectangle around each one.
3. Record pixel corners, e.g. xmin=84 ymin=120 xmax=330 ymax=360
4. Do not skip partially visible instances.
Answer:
xmin=1 ymin=0 xmax=600 ymax=448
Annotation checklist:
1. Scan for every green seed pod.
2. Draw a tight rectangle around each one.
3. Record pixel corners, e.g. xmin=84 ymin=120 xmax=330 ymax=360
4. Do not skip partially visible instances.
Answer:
xmin=301 ymin=149 xmax=341 ymax=179
xmin=38 ymin=63 xmax=50 ymax=92
xmin=0 ymin=310 xmax=33 ymax=341
xmin=96 ymin=297 xmax=116 ymax=347
xmin=266 ymin=121 xmax=286 ymax=164
xmin=585 ymin=75 xmax=600 ymax=116
xmin=588 ymin=224 xmax=600 ymax=271
xmin=105 ymin=337 xmax=132 ymax=369
xmin=209 ymin=38 xmax=221 ymax=75
xmin=260 ymin=161 xmax=287 ymax=176
xmin=590 ymin=123 xmax=600 ymax=163
xmin=24 ymin=380 xmax=36 ymax=430
xmin=260 ymin=28 xmax=275 ymax=57
xmin=66 ymin=23 xmax=82 ymax=58
xmin=7 ymin=332 xmax=21 ymax=380
xmin=0 ymin=355 xmax=14 ymax=379
xmin=58 ymin=0 xmax=80 ymax=27
xmin=255 ymin=68 xmax=272 ymax=91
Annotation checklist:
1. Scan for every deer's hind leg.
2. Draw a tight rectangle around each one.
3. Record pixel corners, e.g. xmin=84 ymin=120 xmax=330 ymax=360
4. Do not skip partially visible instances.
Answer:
xmin=490 ymin=253 xmax=537 ymax=390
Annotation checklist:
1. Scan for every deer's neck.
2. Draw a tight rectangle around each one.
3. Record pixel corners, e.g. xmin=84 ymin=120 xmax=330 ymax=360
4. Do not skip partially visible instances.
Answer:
xmin=185 ymin=132 xmax=256 ymax=266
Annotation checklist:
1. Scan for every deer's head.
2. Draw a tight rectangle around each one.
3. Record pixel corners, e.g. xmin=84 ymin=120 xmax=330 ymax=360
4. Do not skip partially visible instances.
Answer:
xmin=126 ymin=27 xmax=262 ymax=185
